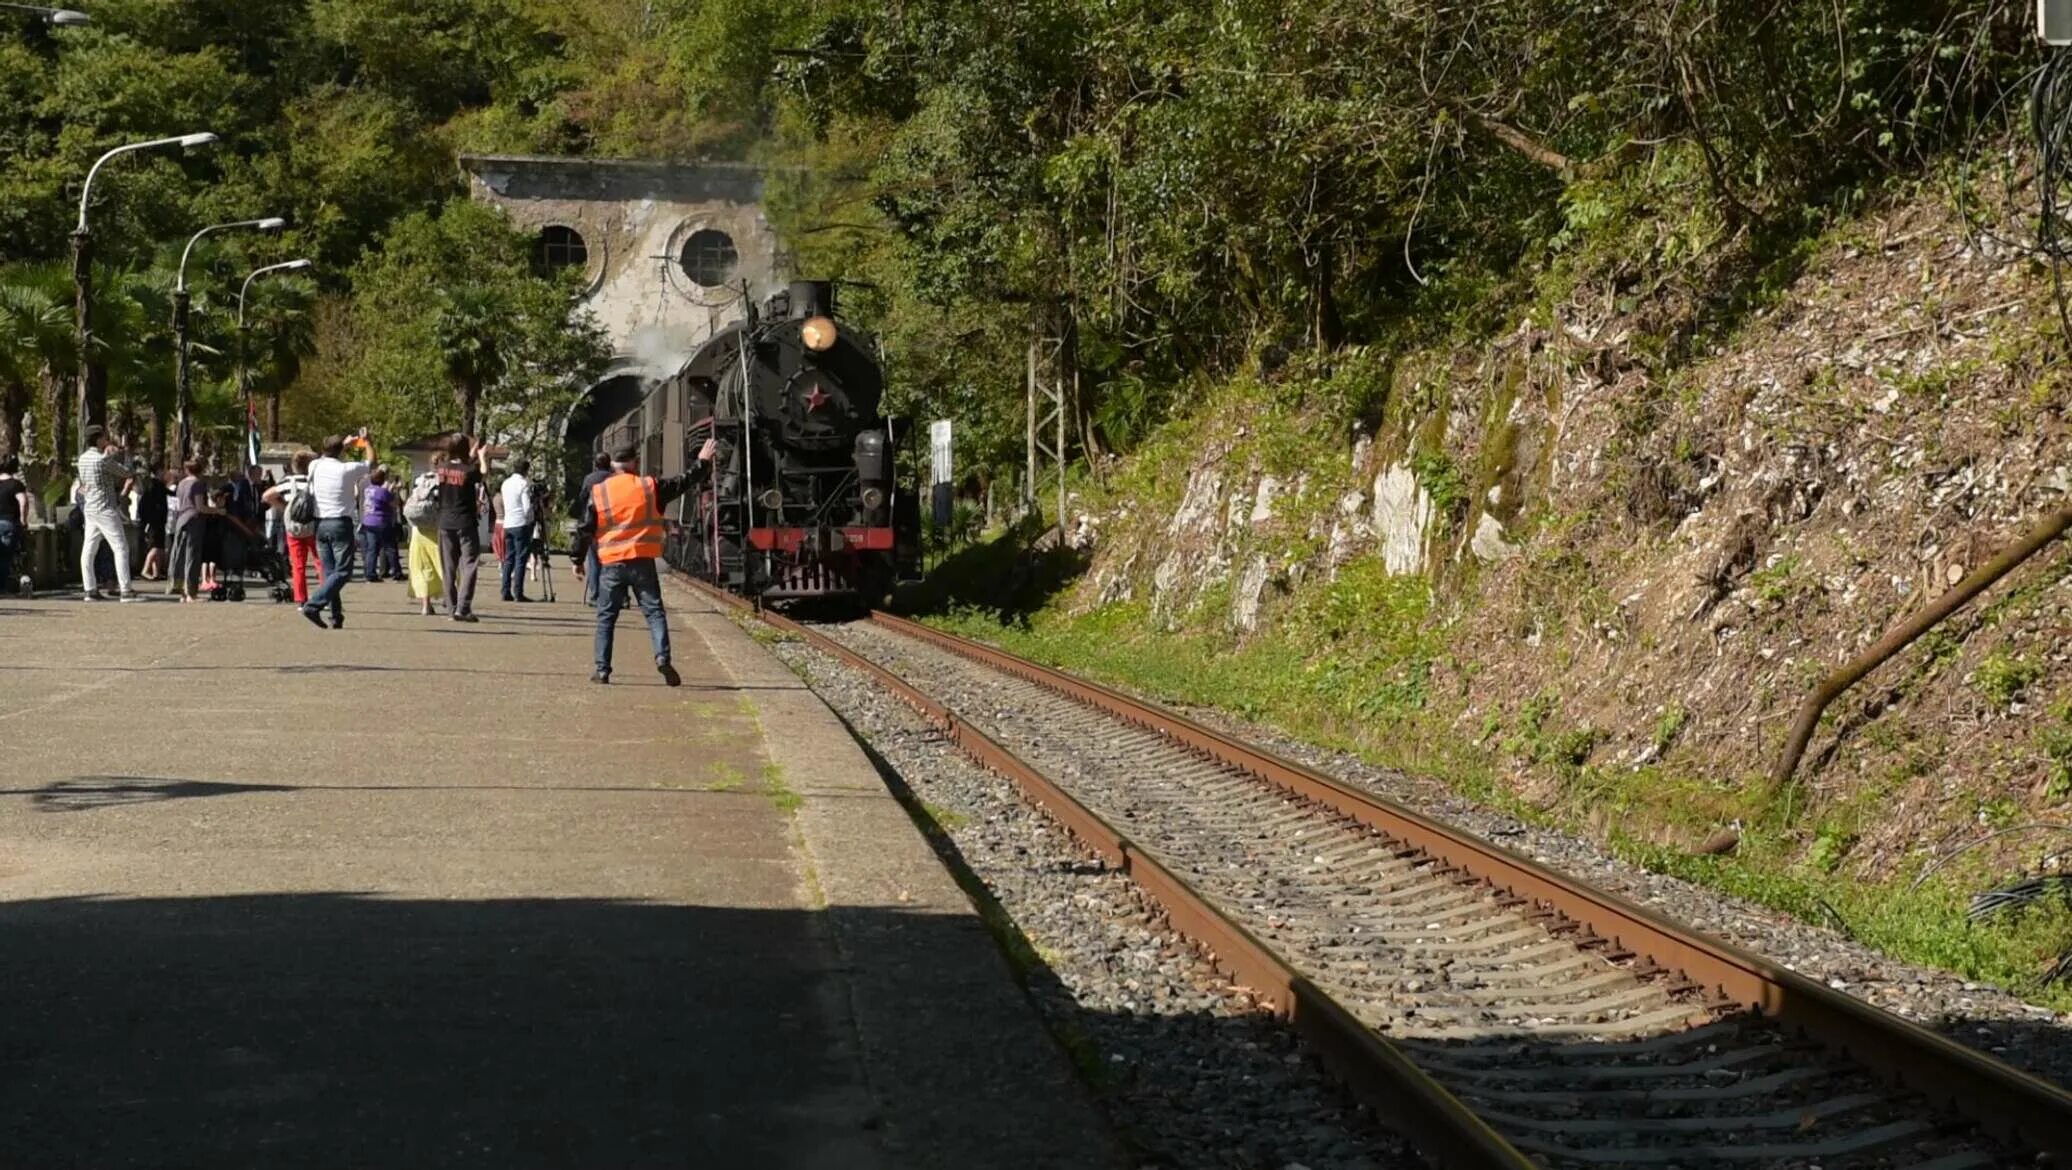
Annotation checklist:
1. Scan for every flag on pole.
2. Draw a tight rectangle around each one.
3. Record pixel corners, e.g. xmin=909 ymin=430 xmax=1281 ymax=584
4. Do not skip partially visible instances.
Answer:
xmin=245 ymin=398 xmax=261 ymax=470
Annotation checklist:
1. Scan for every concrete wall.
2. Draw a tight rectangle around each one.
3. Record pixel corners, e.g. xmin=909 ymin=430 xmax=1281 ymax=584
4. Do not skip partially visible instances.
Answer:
xmin=460 ymin=155 xmax=780 ymax=372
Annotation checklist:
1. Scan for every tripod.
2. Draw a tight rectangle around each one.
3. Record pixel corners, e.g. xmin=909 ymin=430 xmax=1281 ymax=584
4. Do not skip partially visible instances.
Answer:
xmin=525 ymin=540 xmax=557 ymax=603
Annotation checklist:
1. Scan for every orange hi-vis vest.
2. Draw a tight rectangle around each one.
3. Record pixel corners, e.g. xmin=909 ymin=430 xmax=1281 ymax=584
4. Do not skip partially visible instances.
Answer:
xmin=591 ymin=473 xmax=665 ymax=564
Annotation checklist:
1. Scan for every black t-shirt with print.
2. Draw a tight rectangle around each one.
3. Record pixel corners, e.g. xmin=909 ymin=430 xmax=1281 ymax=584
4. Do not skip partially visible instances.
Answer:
xmin=434 ymin=460 xmax=484 ymax=532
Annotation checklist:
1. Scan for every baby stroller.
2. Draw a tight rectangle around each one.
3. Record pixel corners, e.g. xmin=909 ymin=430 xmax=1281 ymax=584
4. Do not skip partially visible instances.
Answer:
xmin=212 ymin=523 xmax=291 ymax=603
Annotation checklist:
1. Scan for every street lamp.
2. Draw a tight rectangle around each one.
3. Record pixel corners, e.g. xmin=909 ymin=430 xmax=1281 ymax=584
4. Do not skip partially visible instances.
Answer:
xmin=72 ymin=131 xmax=218 ymax=448
xmin=0 ymin=4 xmax=90 ymax=25
xmin=237 ymin=259 xmax=312 ymax=452
xmin=173 ymin=217 xmax=285 ymax=461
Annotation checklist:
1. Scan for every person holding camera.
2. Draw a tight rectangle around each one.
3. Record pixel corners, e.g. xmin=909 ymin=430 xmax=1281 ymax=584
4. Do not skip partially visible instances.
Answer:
xmin=434 ymin=433 xmax=493 ymax=623
xmin=299 ymin=429 xmax=375 ymax=629
xmin=73 ymin=426 xmax=138 ymax=603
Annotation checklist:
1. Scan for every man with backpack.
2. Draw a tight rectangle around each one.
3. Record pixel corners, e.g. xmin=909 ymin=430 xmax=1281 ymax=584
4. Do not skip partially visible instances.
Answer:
xmin=262 ymin=451 xmax=320 ymax=608
xmin=300 ymin=430 xmax=375 ymax=630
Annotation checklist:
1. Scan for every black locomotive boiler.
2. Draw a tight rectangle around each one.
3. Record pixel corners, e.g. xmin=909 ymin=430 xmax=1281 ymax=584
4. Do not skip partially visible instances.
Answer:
xmin=650 ymin=280 xmax=920 ymax=604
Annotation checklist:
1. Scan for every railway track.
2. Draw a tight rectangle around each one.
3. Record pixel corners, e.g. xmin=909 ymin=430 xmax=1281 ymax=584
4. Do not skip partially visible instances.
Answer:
xmin=692 ymin=582 xmax=2072 ymax=1169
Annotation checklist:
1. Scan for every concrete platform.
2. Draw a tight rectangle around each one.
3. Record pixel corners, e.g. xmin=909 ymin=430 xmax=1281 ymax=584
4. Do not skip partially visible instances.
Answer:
xmin=0 ymin=577 xmax=1125 ymax=1169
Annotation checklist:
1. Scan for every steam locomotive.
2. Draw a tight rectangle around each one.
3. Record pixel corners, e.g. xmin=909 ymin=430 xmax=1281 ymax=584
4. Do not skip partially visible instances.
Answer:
xmin=606 ymin=281 xmax=921 ymax=605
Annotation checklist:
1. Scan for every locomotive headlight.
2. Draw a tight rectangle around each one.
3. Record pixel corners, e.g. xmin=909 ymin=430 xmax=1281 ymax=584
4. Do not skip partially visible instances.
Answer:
xmin=861 ymin=487 xmax=886 ymax=510
xmin=758 ymin=489 xmax=784 ymax=510
xmin=801 ymin=315 xmax=839 ymax=352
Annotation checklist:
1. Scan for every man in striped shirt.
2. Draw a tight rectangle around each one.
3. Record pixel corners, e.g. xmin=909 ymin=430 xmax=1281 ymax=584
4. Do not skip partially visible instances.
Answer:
xmin=74 ymin=425 xmax=138 ymax=602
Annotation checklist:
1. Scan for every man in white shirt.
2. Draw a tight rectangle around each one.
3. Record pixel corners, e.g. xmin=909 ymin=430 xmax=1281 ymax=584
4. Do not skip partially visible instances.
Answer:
xmin=497 ymin=457 xmax=537 ymax=603
xmin=300 ymin=428 xmax=374 ymax=630
xmin=73 ymin=426 xmax=138 ymax=602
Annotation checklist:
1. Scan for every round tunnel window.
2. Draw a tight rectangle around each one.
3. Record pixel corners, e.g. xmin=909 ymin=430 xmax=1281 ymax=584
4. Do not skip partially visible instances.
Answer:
xmin=534 ymin=225 xmax=589 ymax=275
xmin=679 ymin=228 xmax=738 ymax=289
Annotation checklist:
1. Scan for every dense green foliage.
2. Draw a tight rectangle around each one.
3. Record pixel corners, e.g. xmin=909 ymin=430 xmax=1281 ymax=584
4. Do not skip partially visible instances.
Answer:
xmin=754 ymin=0 xmax=2038 ymax=477
xmin=0 ymin=0 xmax=2042 ymax=478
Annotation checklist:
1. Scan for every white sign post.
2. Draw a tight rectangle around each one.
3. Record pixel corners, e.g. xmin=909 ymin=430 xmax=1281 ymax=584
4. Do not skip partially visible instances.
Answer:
xmin=928 ymin=419 xmax=954 ymax=531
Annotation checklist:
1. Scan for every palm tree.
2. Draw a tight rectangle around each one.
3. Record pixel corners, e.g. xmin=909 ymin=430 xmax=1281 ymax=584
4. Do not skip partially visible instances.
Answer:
xmin=237 ymin=277 xmax=318 ymax=441
xmin=432 ymin=282 xmax=510 ymax=437
xmin=93 ymin=268 xmax=179 ymax=463
xmin=0 ymin=265 xmax=81 ymax=476
xmin=0 ymin=282 xmax=68 ymax=462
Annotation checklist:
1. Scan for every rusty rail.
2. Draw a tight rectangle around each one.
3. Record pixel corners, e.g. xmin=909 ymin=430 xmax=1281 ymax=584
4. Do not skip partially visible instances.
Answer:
xmin=683 ymin=580 xmax=1533 ymax=1170
xmin=867 ymin=610 xmax=2072 ymax=1164
xmin=1771 ymin=503 xmax=2072 ymax=790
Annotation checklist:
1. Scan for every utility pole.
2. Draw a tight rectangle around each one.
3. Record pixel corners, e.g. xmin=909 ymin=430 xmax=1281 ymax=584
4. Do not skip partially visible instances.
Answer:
xmin=172 ymin=287 xmax=191 ymax=459
xmin=1024 ymin=305 xmax=1068 ymax=531
xmin=71 ymin=228 xmax=95 ymax=443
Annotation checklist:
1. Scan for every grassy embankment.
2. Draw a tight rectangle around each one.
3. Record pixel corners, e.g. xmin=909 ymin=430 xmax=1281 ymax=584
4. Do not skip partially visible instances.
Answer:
xmin=903 ymin=361 xmax=2072 ymax=1012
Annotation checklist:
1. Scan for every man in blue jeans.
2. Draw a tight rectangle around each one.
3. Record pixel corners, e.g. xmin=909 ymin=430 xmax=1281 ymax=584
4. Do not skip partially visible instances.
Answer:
xmin=301 ymin=429 xmax=374 ymax=630
xmin=497 ymin=457 xmax=536 ymax=602
xmin=573 ymin=443 xmax=710 ymax=684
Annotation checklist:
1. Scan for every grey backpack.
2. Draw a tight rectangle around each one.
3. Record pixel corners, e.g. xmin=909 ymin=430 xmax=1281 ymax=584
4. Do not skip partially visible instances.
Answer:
xmin=284 ymin=477 xmax=317 ymax=537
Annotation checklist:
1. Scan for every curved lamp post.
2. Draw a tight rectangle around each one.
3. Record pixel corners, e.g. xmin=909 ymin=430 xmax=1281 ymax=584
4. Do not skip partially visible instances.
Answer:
xmin=72 ymin=131 xmax=217 ymax=446
xmin=172 ymin=217 xmax=285 ymax=461
xmin=0 ymin=4 xmax=90 ymax=25
xmin=237 ymin=259 xmax=312 ymax=453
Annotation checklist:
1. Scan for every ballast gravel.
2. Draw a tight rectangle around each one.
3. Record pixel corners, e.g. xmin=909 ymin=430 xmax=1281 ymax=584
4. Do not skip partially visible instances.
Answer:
xmin=771 ymin=637 xmax=1414 ymax=1170
xmin=1162 ymin=702 xmax=2072 ymax=1093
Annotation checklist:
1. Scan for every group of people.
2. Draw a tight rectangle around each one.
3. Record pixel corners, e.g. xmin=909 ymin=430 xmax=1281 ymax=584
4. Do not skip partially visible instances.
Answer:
xmin=263 ymin=431 xmax=551 ymax=629
xmin=5 ymin=426 xmax=703 ymax=684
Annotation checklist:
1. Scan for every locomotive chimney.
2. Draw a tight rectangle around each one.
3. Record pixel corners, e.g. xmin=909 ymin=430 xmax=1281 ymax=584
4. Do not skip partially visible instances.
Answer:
xmin=788 ymin=280 xmax=834 ymax=320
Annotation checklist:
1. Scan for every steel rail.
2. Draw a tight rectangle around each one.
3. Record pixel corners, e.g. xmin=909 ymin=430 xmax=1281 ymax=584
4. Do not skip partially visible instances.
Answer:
xmin=682 ymin=580 xmax=1532 ymax=1170
xmin=867 ymin=609 xmax=2072 ymax=1163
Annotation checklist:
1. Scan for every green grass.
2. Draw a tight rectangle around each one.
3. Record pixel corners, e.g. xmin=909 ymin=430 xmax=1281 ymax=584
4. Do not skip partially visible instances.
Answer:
xmin=920 ymin=800 xmax=972 ymax=832
xmin=1617 ymin=835 xmax=2072 ymax=1007
xmin=703 ymin=761 xmax=747 ymax=793
xmin=763 ymin=761 xmax=801 ymax=816
xmin=742 ymin=621 xmax=800 ymax=648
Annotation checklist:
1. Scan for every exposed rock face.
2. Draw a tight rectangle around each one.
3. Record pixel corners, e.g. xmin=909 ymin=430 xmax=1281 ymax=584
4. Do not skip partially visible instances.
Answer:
xmin=1053 ymin=192 xmax=2072 ymax=878
xmin=1250 ymin=476 xmax=1279 ymax=526
xmin=1168 ymin=463 xmax=1223 ymax=536
xmin=1232 ymin=554 xmax=1271 ymax=632
xmin=1470 ymin=513 xmax=1518 ymax=563
xmin=1371 ymin=463 xmax=1432 ymax=576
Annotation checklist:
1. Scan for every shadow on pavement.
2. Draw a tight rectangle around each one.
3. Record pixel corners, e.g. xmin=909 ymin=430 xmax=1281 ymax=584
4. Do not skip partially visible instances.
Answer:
xmin=19 ymin=776 xmax=297 ymax=811
xmin=0 ymin=895 xmax=965 ymax=1168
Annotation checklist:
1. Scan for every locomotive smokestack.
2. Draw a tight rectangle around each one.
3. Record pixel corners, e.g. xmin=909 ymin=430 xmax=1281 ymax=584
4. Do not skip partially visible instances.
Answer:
xmin=788 ymin=280 xmax=834 ymax=320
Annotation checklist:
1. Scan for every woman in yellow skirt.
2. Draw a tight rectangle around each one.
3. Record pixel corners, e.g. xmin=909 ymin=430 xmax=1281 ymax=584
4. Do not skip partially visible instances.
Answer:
xmin=405 ymin=472 xmax=444 ymax=615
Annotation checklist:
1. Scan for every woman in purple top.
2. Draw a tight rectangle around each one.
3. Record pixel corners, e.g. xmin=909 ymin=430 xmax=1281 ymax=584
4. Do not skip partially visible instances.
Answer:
xmin=358 ymin=468 xmax=400 ymax=583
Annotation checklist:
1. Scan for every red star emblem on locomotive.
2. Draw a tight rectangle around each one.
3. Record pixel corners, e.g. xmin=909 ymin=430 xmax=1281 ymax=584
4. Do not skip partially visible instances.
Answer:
xmin=803 ymin=384 xmax=831 ymax=413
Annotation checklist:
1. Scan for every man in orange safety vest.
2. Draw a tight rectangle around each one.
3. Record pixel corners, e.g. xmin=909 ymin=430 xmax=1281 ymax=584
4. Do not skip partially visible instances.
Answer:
xmin=573 ymin=441 xmax=713 ymax=685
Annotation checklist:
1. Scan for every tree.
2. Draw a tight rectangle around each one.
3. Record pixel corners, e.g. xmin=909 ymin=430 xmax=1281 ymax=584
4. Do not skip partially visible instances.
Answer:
xmin=335 ymin=199 xmax=609 ymax=442
xmin=0 ymin=265 xmax=79 ymax=475
xmin=0 ymin=276 xmax=70 ymax=463
xmin=233 ymin=274 xmax=318 ymax=441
